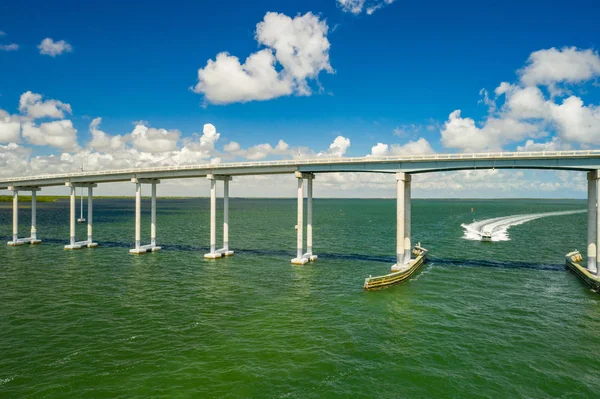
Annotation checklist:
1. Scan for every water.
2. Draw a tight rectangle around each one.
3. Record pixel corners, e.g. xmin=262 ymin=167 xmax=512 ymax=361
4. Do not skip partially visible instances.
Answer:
xmin=1 ymin=198 xmax=600 ymax=398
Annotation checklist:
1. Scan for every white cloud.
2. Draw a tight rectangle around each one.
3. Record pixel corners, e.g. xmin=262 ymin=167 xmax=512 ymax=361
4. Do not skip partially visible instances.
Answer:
xmin=22 ymin=120 xmax=78 ymax=150
xmin=548 ymin=96 xmax=600 ymax=144
xmin=337 ymin=0 xmax=396 ymax=15
xmin=440 ymin=47 xmax=600 ymax=152
xmin=370 ymin=138 xmax=434 ymax=156
xmin=88 ymin=117 xmax=127 ymax=152
xmin=130 ymin=123 xmax=180 ymax=153
xmin=38 ymin=38 xmax=73 ymax=57
xmin=517 ymin=137 xmax=566 ymax=152
xmin=0 ymin=110 xmax=21 ymax=143
xmin=193 ymin=12 xmax=332 ymax=105
xmin=0 ymin=143 xmax=31 ymax=178
xmin=19 ymin=91 xmax=72 ymax=119
xmin=318 ymin=135 xmax=350 ymax=157
xmin=440 ymin=110 xmax=542 ymax=152
xmin=0 ymin=31 xmax=5 ymax=36
xmin=0 ymin=43 xmax=19 ymax=51
xmin=245 ymin=140 xmax=290 ymax=161
xmin=519 ymin=47 xmax=600 ymax=88
xmin=371 ymin=142 xmax=389 ymax=156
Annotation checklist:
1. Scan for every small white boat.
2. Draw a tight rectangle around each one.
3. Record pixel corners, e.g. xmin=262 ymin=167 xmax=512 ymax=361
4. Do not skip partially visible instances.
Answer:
xmin=481 ymin=231 xmax=492 ymax=242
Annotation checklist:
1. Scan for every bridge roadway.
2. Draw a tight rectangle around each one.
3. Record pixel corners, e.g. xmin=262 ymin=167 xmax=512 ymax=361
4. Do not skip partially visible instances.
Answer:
xmin=2 ymin=150 xmax=600 ymax=275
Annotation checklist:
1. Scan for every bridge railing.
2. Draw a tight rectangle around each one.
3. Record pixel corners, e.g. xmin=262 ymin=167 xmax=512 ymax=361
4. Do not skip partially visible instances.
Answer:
xmin=2 ymin=149 xmax=600 ymax=184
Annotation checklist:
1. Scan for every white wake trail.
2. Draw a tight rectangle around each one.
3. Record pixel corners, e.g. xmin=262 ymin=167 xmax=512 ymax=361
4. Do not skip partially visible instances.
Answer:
xmin=461 ymin=210 xmax=586 ymax=242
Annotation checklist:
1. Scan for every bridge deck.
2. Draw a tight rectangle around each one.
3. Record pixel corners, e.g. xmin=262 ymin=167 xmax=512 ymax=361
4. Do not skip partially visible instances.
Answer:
xmin=2 ymin=150 xmax=600 ymax=189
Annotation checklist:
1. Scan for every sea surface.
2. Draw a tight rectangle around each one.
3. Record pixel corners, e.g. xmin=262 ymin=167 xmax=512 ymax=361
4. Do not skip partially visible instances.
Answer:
xmin=1 ymin=198 xmax=600 ymax=398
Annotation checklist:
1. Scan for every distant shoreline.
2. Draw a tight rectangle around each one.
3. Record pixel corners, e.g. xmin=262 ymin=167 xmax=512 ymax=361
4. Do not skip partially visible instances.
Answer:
xmin=0 ymin=196 xmax=587 ymax=202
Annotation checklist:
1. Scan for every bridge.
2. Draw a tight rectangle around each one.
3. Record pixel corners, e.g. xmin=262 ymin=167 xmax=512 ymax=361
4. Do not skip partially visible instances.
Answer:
xmin=2 ymin=150 xmax=600 ymax=274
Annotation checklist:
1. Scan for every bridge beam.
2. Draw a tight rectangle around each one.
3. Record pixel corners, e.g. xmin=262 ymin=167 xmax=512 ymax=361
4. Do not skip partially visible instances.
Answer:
xmin=205 ymin=175 xmax=234 ymax=259
xmin=129 ymin=179 xmax=161 ymax=254
xmin=7 ymin=186 xmax=42 ymax=246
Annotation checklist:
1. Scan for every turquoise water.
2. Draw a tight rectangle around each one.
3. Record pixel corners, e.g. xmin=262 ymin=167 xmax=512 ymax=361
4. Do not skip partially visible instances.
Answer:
xmin=1 ymin=198 xmax=600 ymax=398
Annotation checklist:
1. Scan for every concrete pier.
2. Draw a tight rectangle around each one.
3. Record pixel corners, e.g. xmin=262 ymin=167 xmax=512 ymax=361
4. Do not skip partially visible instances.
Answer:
xmin=404 ymin=174 xmax=412 ymax=264
xmin=291 ymin=173 xmax=307 ymax=265
xmin=205 ymin=175 xmax=234 ymax=259
xmin=65 ymin=183 xmax=98 ymax=250
xmin=129 ymin=179 xmax=161 ymax=254
xmin=595 ymin=170 xmax=600 ymax=275
xmin=588 ymin=171 xmax=597 ymax=273
xmin=391 ymin=173 xmax=411 ymax=272
xmin=291 ymin=172 xmax=317 ymax=265
xmin=7 ymin=186 xmax=42 ymax=246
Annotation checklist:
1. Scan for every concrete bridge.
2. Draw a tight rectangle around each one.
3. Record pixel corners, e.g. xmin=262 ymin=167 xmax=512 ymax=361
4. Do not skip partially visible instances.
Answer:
xmin=2 ymin=150 xmax=600 ymax=272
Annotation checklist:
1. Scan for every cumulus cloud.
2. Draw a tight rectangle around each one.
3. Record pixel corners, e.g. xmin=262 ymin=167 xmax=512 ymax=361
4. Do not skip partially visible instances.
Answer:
xmin=130 ymin=124 xmax=180 ymax=153
xmin=517 ymin=137 xmax=567 ymax=152
xmin=519 ymin=47 xmax=600 ymax=88
xmin=22 ymin=120 xmax=78 ymax=150
xmin=318 ymin=136 xmax=350 ymax=157
xmin=193 ymin=12 xmax=332 ymax=105
xmin=19 ymin=91 xmax=72 ymax=119
xmin=370 ymin=138 xmax=434 ymax=156
xmin=441 ymin=110 xmax=542 ymax=152
xmin=337 ymin=0 xmax=396 ymax=15
xmin=441 ymin=47 xmax=600 ymax=151
xmin=0 ymin=43 xmax=19 ymax=51
xmin=0 ymin=111 xmax=21 ymax=143
xmin=88 ymin=117 xmax=128 ymax=152
xmin=38 ymin=38 xmax=73 ymax=57
xmin=0 ymin=143 xmax=31 ymax=178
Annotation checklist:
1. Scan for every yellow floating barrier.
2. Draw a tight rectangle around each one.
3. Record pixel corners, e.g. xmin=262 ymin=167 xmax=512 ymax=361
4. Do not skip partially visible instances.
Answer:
xmin=364 ymin=245 xmax=428 ymax=291
xmin=565 ymin=250 xmax=600 ymax=292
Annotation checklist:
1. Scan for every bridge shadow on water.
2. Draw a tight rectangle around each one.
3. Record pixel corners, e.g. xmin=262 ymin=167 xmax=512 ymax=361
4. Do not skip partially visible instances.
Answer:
xmin=32 ymin=238 xmax=565 ymax=272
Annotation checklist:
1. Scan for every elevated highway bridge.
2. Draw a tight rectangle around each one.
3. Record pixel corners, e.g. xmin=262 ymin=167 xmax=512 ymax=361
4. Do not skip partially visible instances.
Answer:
xmin=2 ymin=150 xmax=600 ymax=276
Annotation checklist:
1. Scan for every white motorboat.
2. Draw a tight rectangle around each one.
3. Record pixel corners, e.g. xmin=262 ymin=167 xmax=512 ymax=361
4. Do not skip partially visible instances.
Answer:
xmin=481 ymin=231 xmax=492 ymax=242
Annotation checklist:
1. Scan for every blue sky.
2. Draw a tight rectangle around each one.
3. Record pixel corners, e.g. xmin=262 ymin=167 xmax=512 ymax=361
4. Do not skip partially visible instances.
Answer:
xmin=1 ymin=0 xmax=600 ymax=197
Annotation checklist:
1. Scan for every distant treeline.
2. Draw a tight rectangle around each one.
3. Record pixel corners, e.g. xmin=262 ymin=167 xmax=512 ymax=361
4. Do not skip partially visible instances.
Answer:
xmin=0 ymin=196 xmax=61 ymax=203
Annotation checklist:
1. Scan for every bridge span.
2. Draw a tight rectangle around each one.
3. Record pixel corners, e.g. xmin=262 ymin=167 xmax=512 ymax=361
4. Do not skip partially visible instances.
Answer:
xmin=2 ymin=150 xmax=600 ymax=273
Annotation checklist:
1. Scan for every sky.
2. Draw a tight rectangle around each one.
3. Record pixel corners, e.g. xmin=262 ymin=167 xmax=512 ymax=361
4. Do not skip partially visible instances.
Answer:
xmin=1 ymin=0 xmax=600 ymax=198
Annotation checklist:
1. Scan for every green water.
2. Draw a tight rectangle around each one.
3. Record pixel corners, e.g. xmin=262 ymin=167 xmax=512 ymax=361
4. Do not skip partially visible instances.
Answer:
xmin=1 ymin=198 xmax=600 ymax=398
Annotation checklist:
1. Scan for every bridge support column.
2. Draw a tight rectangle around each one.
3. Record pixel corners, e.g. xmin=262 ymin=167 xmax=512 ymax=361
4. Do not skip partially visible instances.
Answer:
xmin=9 ymin=189 xmax=19 ymax=245
xmin=391 ymin=173 xmax=411 ymax=272
xmin=129 ymin=179 xmax=161 ymax=254
xmin=8 ymin=186 xmax=42 ymax=246
xmin=595 ymin=170 xmax=600 ymax=275
xmin=205 ymin=175 xmax=233 ymax=259
xmin=588 ymin=171 xmax=597 ymax=273
xmin=404 ymin=174 xmax=412 ymax=264
xmin=292 ymin=172 xmax=317 ymax=265
xmin=65 ymin=183 xmax=98 ymax=250
xmin=305 ymin=174 xmax=318 ymax=261
xmin=87 ymin=186 xmax=94 ymax=244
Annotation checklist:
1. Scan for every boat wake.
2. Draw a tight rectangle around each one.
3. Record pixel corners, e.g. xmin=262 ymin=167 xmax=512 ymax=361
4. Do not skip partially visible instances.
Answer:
xmin=461 ymin=210 xmax=586 ymax=242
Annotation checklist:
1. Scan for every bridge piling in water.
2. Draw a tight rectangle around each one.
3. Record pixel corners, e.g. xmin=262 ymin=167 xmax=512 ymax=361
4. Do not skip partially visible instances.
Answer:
xmin=7 ymin=186 xmax=42 ymax=246
xmin=292 ymin=172 xmax=317 ymax=265
xmin=588 ymin=171 xmax=598 ymax=273
xmin=205 ymin=175 xmax=234 ymax=259
xmin=65 ymin=183 xmax=98 ymax=250
xmin=129 ymin=179 xmax=161 ymax=254
xmin=392 ymin=173 xmax=412 ymax=272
